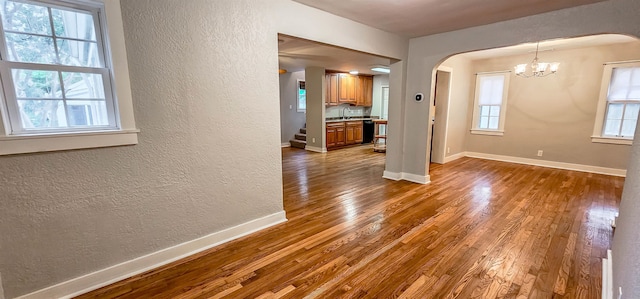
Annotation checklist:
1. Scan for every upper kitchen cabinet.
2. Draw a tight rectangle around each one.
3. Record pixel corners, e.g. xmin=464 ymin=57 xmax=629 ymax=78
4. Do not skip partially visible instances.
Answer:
xmin=326 ymin=73 xmax=339 ymax=106
xmin=338 ymin=74 xmax=357 ymax=104
xmin=356 ymin=76 xmax=373 ymax=107
xmin=326 ymin=72 xmax=373 ymax=107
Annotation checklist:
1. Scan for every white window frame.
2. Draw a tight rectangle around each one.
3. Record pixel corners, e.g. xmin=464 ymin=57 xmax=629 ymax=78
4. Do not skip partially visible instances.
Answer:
xmin=297 ymin=79 xmax=305 ymax=112
xmin=470 ymin=71 xmax=510 ymax=136
xmin=0 ymin=0 xmax=138 ymax=155
xmin=591 ymin=61 xmax=640 ymax=146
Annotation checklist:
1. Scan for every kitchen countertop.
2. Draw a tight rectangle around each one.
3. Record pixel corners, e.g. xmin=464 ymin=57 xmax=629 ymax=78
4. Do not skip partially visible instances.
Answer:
xmin=325 ymin=117 xmax=379 ymax=123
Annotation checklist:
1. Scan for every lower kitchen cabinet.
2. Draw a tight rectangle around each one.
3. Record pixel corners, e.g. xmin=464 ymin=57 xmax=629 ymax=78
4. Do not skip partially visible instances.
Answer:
xmin=327 ymin=121 xmax=363 ymax=150
xmin=345 ymin=121 xmax=363 ymax=145
xmin=326 ymin=122 xmax=344 ymax=149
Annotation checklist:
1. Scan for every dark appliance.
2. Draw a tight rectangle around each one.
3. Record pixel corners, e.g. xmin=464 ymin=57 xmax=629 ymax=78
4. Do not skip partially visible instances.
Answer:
xmin=363 ymin=119 xmax=375 ymax=144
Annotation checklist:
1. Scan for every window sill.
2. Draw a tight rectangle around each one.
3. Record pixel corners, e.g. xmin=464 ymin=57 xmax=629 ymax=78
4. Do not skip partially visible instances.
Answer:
xmin=471 ymin=129 xmax=504 ymax=136
xmin=591 ymin=136 xmax=633 ymax=145
xmin=0 ymin=129 xmax=140 ymax=156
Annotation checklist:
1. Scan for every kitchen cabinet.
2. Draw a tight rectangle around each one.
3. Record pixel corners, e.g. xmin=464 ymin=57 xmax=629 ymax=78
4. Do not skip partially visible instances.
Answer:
xmin=345 ymin=121 xmax=363 ymax=145
xmin=326 ymin=122 xmax=345 ymax=149
xmin=363 ymin=76 xmax=373 ymax=107
xmin=338 ymin=74 xmax=356 ymax=104
xmin=325 ymin=73 xmax=339 ymax=106
xmin=356 ymin=76 xmax=373 ymax=107
xmin=326 ymin=73 xmax=373 ymax=107
xmin=327 ymin=121 xmax=363 ymax=149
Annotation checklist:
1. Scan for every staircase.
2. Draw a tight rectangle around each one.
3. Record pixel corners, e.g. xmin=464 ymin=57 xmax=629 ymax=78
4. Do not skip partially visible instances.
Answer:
xmin=290 ymin=127 xmax=306 ymax=149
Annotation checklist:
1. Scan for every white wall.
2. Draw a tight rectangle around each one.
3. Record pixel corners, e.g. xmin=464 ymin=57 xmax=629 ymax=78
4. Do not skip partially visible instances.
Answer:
xmin=462 ymin=42 xmax=637 ymax=169
xmin=439 ymin=56 xmax=473 ymax=157
xmin=279 ymin=71 xmax=306 ymax=144
xmin=0 ymin=0 xmax=409 ymax=298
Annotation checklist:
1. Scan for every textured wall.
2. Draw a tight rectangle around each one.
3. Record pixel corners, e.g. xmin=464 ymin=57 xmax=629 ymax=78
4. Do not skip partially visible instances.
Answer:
xmin=0 ymin=0 xmax=285 ymax=297
xmin=0 ymin=0 xmax=411 ymax=297
xmin=615 ymin=109 xmax=640 ymax=299
xmin=279 ymin=71 xmax=306 ymax=144
xmin=463 ymin=42 xmax=637 ymax=169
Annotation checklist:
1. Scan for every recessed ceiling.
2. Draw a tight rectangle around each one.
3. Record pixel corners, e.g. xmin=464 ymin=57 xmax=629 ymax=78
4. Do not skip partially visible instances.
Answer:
xmin=292 ymin=0 xmax=607 ymax=37
xmin=456 ymin=34 xmax=638 ymax=60
xmin=278 ymin=34 xmax=393 ymax=75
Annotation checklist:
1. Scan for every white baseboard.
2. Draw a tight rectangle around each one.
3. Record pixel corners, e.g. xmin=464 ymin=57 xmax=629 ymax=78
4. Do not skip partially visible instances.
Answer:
xmin=465 ymin=152 xmax=626 ymax=177
xmin=383 ymin=170 xmax=431 ymax=185
xmin=281 ymin=142 xmax=291 ymax=148
xmin=305 ymin=146 xmax=326 ymax=153
xmin=443 ymin=152 xmax=466 ymax=164
xmin=602 ymin=250 xmax=613 ymax=299
xmin=16 ymin=211 xmax=288 ymax=299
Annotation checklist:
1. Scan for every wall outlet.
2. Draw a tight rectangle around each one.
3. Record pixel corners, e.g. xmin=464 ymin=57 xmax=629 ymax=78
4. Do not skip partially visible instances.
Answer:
xmin=312 ymin=138 xmax=316 ymax=143
xmin=289 ymin=105 xmax=292 ymax=110
xmin=447 ymin=147 xmax=451 ymax=154
xmin=537 ymin=150 xmax=543 ymax=157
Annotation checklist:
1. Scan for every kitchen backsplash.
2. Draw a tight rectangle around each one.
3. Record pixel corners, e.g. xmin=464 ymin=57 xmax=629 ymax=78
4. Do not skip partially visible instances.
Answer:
xmin=325 ymin=104 xmax=371 ymax=118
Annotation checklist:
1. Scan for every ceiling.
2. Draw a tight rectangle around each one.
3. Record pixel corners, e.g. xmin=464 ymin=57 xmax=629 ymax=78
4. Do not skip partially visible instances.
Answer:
xmin=278 ymin=34 xmax=638 ymax=76
xmin=292 ymin=0 xmax=606 ymax=37
xmin=278 ymin=34 xmax=392 ymax=75
xmin=457 ymin=34 xmax=638 ymax=60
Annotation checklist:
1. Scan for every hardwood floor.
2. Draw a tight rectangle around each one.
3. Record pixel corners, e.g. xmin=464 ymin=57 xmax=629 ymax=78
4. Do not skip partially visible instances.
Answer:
xmin=78 ymin=145 xmax=622 ymax=298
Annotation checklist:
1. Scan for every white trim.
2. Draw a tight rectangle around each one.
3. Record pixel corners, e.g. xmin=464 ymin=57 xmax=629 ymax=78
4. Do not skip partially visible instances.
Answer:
xmin=592 ymin=61 xmax=640 ymax=141
xmin=0 ymin=130 xmax=139 ymax=155
xmin=281 ymin=142 xmax=291 ymax=148
xmin=437 ymin=65 xmax=453 ymax=72
xmin=470 ymin=129 xmax=504 ymax=136
xmin=383 ymin=170 xmax=431 ymax=184
xmin=602 ymin=250 xmax=613 ymax=299
xmin=443 ymin=152 xmax=466 ymax=163
xmin=471 ymin=71 xmax=510 ymax=133
xmin=591 ymin=136 xmax=633 ymax=145
xmin=296 ymin=79 xmax=306 ymax=112
xmin=382 ymin=170 xmax=402 ymax=180
xmin=0 ymin=0 xmax=138 ymax=156
xmin=431 ymin=67 xmax=453 ymax=164
xmin=465 ymin=151 xmax=626 ymax=177
xmin=16 ymin=211 xmax=287 ymax=299
xmin=305 ymin=146 xmax=327 ymax=153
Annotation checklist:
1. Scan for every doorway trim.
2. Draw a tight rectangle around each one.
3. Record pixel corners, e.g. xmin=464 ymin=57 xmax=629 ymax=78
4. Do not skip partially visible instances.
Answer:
xmin=430 ymin=65 xmax=453 ymax=164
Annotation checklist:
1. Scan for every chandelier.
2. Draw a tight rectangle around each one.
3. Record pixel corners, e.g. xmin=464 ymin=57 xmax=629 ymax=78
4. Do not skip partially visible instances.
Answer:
xmin=514 ymin=42 xmax=559 ymax=78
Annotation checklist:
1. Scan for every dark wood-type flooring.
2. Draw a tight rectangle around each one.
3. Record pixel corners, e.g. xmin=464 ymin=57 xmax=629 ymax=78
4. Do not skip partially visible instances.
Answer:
xmin=79 ymin=145 xmax=622 ymax=298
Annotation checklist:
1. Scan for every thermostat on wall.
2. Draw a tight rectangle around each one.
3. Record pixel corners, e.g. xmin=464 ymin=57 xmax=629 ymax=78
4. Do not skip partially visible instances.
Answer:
xmin=415 ymin=93 xmax=424 ymax=102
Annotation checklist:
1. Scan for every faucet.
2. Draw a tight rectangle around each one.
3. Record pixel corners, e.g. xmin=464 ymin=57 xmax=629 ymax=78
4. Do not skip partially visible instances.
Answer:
xmin=342 ymin=106 xmax=350 ymax=119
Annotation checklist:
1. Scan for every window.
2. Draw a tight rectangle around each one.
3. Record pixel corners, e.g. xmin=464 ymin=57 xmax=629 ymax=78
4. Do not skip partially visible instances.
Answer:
xmin=471 ymin=72 xmax=510 ymax=136
xmin=297 ymin=80 xmax=305 ymax=112
xmin=0 ymin=0 xmax=138 ymax=155
xmin=592 ymin=62 xmax=640 ymax=145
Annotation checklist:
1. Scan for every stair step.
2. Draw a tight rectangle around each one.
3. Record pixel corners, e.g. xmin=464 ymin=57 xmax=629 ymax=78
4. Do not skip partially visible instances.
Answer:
xmin=300 ymin=128 xmax=306 ymax=134
xmin=290 ymin=139 xmax=306 ymax=149
xmin=294 ymin=133 xmax=306 ymax=141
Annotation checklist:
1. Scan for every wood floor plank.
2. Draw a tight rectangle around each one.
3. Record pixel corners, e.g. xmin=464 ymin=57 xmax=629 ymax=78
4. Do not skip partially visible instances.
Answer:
xmin=76 ymin=146 xmax=621 ymax=299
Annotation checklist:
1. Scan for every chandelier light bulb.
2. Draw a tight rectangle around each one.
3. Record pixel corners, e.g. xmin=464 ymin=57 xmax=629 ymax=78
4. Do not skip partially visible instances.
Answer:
xmin=514 ymin=42 xmax=559 ymax=78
